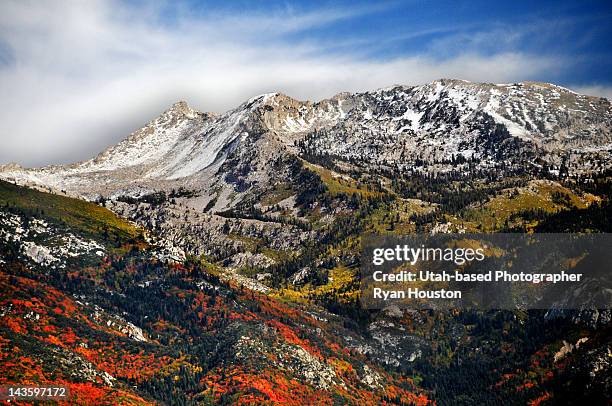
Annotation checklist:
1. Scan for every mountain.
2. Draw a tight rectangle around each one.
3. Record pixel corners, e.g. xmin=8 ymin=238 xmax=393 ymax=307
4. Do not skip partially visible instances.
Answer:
xmin=1 ymin=79 xmax=612 ymax=404
xmin=1 ymin=178 xmax=611 ymax=405
xmin=0 ymin=180 xmax=432 ymax=404
xmin=2 ymin=80 xmax=611 ymax=199
xmin=2 ymin=79 xmax=610 ymax=268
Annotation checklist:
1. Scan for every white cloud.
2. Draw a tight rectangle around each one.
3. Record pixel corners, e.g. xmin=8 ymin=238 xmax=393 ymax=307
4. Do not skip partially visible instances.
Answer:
xmin=569 ymin=85 xmax=612 ymax=100
xmin=0 ymin=0 xmax=565 ymax=166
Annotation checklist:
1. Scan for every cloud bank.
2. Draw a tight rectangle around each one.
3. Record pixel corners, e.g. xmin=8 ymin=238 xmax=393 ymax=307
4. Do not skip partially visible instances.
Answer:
xmin=0 ymin=1 xmax=607 ymax=166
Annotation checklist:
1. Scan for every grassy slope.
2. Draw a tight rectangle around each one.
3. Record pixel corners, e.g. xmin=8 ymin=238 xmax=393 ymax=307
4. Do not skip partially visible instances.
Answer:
xmin=302 ymin=161 xmax=383 ymax=198
xmin=457 ymin=180 xmax=597 ymax=232
xmin=0 ymin=180 xmax=140 ymax=244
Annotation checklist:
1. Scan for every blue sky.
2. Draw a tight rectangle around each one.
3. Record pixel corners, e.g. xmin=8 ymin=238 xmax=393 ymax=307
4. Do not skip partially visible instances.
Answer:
xmin=154 ymin=0 xmax=612 ymax=86
xmin=1 ymin=0 xmax=611 ymax=166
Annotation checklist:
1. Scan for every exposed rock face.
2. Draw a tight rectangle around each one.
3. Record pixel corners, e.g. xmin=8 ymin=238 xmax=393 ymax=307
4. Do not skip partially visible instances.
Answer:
xmin=0 ymin=211 xmax=105 ymax=269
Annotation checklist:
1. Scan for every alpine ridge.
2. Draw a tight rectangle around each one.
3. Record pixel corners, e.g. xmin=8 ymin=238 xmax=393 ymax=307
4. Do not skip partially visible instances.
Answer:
xmin=1 ymin=79 xmax=610 ymax=205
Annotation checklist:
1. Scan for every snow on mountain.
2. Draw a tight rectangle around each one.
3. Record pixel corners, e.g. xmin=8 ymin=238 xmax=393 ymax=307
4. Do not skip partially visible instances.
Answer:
xmin=1 ymin=79 xmax=611 ymax=201
xmin=85 ymin=101 xmax=203 ymax=172
xmin=0 ymin=97 xmax=269 ymax=196
xmin=282 ymin=79 xmax=612 ymax=174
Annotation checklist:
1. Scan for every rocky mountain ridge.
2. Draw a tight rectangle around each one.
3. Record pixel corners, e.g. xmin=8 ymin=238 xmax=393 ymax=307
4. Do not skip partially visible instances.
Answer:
xmin=1 ymin=79 xmax=611 ymax=206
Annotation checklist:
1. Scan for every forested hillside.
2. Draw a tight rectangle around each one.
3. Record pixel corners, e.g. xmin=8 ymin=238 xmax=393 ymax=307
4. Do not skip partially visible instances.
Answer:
xmin=1 ymin=171 xmax=610 ymax=404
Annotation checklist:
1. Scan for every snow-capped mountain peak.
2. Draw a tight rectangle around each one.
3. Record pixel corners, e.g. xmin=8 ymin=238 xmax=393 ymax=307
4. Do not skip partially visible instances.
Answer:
xmin=1 ymin=79 xmax=610 ymax=202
